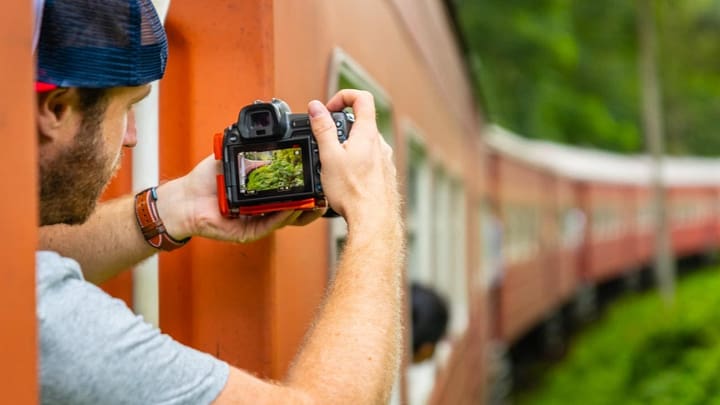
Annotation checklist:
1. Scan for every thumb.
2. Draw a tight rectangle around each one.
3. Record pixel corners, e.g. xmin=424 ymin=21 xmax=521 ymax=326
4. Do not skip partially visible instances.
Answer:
xmin=308 ymin=100 xmax=342 ymax=157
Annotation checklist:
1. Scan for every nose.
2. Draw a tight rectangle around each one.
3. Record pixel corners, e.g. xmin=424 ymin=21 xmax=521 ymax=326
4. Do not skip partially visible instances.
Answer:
xmin=123 ymin=108 xmax=138 ymax=147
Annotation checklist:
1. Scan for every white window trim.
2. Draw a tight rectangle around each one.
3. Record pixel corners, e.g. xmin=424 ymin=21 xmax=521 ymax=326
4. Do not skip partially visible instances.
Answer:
xmin=405 ymin=124 xmax=434 ymax=285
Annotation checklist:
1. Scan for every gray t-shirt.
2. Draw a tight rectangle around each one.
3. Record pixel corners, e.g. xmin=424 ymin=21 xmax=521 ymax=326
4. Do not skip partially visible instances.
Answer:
xmin=36 ymin=251 xmax=229 ymax=404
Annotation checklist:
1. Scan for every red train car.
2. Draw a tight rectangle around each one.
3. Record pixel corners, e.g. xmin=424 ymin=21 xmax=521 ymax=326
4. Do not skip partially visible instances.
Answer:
xmin=551 ymin=175 xmax=581 ymax=305
xmin=502 ymin=158 xmax=555 ymax=342
xmin=667 ymin=185 xmax=718 ymax=256
xmin=579 ymin=182 xmax=640 ymax=282
xmin=485 ymin=139 xmax=561 ymax=343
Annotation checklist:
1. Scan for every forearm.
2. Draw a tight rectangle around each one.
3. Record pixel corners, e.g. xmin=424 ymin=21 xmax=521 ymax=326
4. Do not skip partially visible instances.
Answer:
xmin=37 ymin=158 xmax=303 ymax=285
xmin=286 ymin=212 xmax=405 ymax=403
xmin=37 ymin=178 xmax=192 ymax=284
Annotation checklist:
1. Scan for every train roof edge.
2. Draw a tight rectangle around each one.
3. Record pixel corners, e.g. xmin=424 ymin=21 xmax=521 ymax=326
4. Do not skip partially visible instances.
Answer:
xmin=484 ymin=124 xmax=720 ymax=187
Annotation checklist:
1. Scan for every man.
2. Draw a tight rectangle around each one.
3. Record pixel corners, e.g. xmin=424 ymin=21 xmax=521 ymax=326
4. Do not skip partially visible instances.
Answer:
xmin=35 ymin=0 xmax=404 ymax=403
xmin=410 ymin=283 xmax=449 ymax=363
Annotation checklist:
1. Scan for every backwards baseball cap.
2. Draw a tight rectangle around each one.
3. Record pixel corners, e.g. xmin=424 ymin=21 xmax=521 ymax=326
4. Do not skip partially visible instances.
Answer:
xmin=34 ymin=0 xmax=168 ymax=92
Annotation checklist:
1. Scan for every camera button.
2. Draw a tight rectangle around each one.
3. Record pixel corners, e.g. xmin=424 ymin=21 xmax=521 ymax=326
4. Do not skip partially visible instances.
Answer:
xmin=291 ymin=118 xmax=310 ymax=128
xmin=337 ymin=130 xmax=344 ymax=139
xmin=335 ymin=120 xmax=342 ymax=128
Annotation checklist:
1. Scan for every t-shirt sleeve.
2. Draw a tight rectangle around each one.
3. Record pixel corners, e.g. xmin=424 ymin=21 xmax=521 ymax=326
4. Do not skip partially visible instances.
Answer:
xmin=36 ymin=251 xmax=230 ymax=405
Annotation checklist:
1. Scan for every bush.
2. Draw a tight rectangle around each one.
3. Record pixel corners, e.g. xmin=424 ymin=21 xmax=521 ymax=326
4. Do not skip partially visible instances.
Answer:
xmin=520 ymin=267 xmax=720 ymax=404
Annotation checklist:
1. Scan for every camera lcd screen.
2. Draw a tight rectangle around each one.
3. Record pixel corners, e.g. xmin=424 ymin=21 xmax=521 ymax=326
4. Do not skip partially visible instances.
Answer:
xmin=237 ymin=145 xmax=306 ymax=195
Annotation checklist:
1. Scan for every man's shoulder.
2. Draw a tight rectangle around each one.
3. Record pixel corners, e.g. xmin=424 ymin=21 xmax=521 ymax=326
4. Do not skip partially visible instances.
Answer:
xmin=35 ymin=250 xmax=87 ymax=308
xmin=36 ymin=250 xmax=84 ymax=284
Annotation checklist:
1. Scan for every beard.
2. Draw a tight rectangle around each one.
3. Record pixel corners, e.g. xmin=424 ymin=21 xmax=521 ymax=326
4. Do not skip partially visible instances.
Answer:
xmin=39 ymin=110 xmax=121 ymax=226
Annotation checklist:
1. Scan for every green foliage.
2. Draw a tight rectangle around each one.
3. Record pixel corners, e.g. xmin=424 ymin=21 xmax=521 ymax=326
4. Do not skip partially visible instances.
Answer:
xmin=246 ymin=148 xmax=304 ymax=192
xmin=519 ymin=266 xmax=720 ymax=404
xmin=456 ymin=0 xmax=720 ymax=156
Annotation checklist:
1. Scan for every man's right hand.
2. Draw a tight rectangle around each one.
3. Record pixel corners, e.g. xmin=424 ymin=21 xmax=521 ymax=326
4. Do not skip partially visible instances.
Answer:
xmin=307 ymin=90 xmax=399 ymax=227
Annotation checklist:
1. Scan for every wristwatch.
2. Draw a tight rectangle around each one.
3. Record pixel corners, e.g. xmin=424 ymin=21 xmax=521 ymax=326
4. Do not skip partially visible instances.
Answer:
xmin=134 ymin=187 xmax=191 ymax=251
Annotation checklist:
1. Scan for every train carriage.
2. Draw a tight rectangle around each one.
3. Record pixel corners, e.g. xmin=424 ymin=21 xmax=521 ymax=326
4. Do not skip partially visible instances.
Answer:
xmin=667 ymin=185 xmax=718 ymax=257
xmin=579 ymin=181 xmax=641 ymax=283
xmin=550 ymin=175 xmax=581 ymax=305
xmin=485 ymin=149 xmax=557 ymax=343
xmin=634 ymin=185 xmax=656 ymax=266
xmin=10 ymin=1 xmax=720 ymax=403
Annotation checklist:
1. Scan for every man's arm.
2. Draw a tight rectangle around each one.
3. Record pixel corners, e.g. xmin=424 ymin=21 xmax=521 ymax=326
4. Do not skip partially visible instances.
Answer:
xmin=214 ymin=90 xmax=404 ymax=403
xmin=38 ymin=159 xmax=307 ymax=284
xmin=39 ymin=195 xmax=152 ymax=284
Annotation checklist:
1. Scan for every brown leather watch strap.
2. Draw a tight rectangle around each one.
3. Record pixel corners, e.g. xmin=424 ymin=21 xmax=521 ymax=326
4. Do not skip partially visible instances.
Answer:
xmin=134 ymin=187 xmax=191 ymax=251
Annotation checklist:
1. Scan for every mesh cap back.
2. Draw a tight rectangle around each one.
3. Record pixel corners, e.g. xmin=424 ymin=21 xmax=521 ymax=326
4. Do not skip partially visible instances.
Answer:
xmin=37 ymin=0 xmax=168 ymax=88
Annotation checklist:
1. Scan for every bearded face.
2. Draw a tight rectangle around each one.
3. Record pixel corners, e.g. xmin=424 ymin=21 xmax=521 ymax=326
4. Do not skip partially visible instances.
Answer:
xmin=38 ymin=100 xmax=120 ymax=226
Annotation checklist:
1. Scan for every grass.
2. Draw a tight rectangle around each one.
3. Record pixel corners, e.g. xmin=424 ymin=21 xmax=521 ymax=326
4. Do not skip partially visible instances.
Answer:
xmin=518 ymin=265 xmax=720 ymax=405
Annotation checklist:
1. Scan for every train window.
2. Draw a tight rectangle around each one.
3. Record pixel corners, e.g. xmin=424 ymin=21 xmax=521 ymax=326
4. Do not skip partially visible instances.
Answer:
xmin=327 ymin=48 xmax=394 ymax=146
xmin=433 ymin=168 xmax=451 ymax=292
xmin=502 ymin=205 xmax=517 ymax=263
xmin=326 ymin=48 xmax=395 ymax=273
xmin=639 ymin=202 xmax=654 ymax=232
xmin=406 ymin=133 xmax=433 ymax=284
xmin=431 ymin=170 xmax=469 ymax=337
xmin=478 ymin=204 xmax=486 ymax=289
xmin=561 ymin=207 xmax=587 ymax=249
xmin=449 ymin=180 xmax=468 ymax=335
xmin=504 ymin=204 xmax=541 ymax=263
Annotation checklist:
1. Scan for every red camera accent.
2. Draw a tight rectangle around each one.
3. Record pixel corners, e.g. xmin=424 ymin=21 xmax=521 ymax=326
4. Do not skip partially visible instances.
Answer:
xmin=238 ymin=198 xmax=318 ymax=216
xmin=213 ymin=133 xmax=224 ymax=160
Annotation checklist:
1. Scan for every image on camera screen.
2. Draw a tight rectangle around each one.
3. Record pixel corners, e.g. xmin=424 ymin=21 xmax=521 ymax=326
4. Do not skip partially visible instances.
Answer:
xmin=237 ymin=146 xmax=305 ymax=194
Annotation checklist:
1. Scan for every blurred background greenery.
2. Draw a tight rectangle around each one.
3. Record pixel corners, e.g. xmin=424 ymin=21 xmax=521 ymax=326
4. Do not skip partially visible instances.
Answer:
xmin=455 ymin=0 xmax=720 ymax=156
xmin=517 ymin=265 xmax=720 ymax=404
xmin=451 ymin=1 xmax=720 ymax=401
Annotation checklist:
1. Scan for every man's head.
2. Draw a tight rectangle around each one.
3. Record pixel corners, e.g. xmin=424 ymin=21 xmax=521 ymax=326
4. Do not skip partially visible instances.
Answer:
xmin=410 ymin=283 xmax=449 ymax=363
xmin=35 ymin=0 xmax=167 ymax=226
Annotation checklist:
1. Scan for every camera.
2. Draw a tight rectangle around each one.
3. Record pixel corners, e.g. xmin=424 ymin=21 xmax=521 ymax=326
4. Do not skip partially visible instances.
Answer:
xmin=214 ymin=98 xmax=354 ymax=217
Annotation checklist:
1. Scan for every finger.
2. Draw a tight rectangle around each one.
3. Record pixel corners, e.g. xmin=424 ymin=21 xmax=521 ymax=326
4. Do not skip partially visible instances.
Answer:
xmin=327 ymin=90 xmax=377 ymax=133
xmin=281 ymin=210 xmax=303 ymax=227
xmin=265 ymin=210 xmax=300 ymax=229
xmin=325 ymin=89 xmax=376 ymax=121
xmin=308 ymin=100 xmax=343 ymax=156
xmin=290 ymin=209 xmax=326 ymax=226
xmin=254 ymin=210 xmax=296 ymax=229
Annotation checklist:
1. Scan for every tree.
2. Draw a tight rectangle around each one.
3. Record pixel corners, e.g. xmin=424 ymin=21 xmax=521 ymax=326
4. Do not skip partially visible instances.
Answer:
xmin=455 ymin=0 xmax=720 ymax=156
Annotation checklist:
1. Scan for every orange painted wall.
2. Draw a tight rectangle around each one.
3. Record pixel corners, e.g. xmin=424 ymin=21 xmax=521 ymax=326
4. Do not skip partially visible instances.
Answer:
xmin=0 ymin=1 xmax=38 ymax=403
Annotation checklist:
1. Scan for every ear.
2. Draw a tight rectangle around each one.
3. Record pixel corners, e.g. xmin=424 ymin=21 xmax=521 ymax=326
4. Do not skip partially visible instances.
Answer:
xmin=37 ymin=88 xmax=81 ymax=143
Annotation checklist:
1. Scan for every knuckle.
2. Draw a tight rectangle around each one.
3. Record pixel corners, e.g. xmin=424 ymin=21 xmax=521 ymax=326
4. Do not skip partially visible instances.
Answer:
xmin=310 ymin=116 xmax=336 ymax=136
xmin=360 ymin=90 xmax=374 ymax=102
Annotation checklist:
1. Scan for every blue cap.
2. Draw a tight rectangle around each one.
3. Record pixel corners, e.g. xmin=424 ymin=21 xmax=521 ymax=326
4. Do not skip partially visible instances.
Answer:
xmin=36 ymin=0 xmax=168 ymax=90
